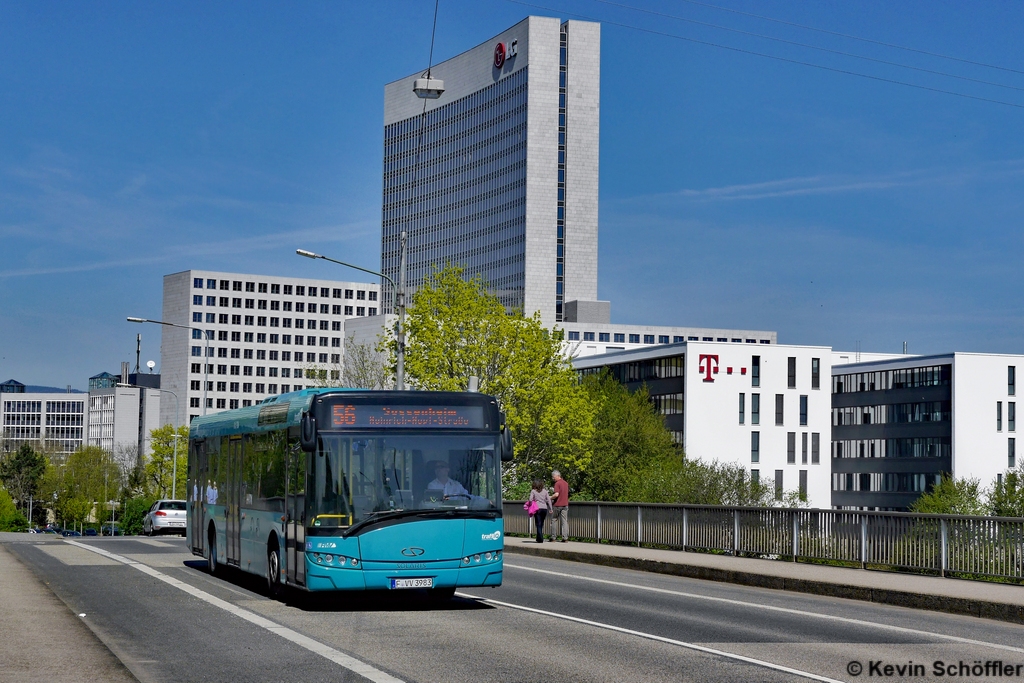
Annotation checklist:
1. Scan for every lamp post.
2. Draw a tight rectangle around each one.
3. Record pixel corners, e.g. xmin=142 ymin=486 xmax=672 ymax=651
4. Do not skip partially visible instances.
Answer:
xmin=127 ymin=317 xmax=209 ymax=417
xmin=296 ymin=232 xmax=408 ymax=391
xmin=119 ymin=383 xmax=181 ymax=499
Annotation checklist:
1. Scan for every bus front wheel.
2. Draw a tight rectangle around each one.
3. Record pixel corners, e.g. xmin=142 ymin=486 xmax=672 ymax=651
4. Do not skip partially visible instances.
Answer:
xmin=207 ymin=527 xmax=218 ymax=575
xmin=267 ymin=540 xmax=284 ymax=598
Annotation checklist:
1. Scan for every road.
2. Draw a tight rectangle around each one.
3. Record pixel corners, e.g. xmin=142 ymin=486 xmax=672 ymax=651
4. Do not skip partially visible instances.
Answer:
xmin=5 ymin=535 xmax=1024 ymax=683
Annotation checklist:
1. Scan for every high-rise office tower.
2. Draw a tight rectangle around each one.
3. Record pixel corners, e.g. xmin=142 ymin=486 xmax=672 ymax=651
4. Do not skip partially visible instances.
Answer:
xmin=382 ymin=16 xmax=601 ymax=326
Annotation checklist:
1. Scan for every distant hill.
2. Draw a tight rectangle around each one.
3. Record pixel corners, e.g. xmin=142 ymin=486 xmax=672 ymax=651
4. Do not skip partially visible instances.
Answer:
xmin=24 ymin=386 xmax=85 ymax=394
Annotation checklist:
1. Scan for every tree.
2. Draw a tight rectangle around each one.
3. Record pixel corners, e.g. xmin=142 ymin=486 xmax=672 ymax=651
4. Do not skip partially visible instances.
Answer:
xmin=392 ymin=265 xmax=594 ymax=488
xmin=345 ymin=337 xmax=393 ymax=389
xmin=910 ymin=475 xmax=986 ymax=516
xmin=988 ymin=465 xmax=1024 ymax=518
xmin=0 ymin=444 xmax=47 ymax=513
xmin=146 ymin=425 xmax=189 ymax=499
xmin=0 ymin=488 xmax=28 ymax=532
xmin=64 ymin=446 xmax=120 ymax=509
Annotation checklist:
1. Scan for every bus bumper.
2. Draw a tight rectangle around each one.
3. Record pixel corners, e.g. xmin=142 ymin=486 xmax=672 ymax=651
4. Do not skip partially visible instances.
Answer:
xmin=305 ymin=562 xmax=503 ymax=591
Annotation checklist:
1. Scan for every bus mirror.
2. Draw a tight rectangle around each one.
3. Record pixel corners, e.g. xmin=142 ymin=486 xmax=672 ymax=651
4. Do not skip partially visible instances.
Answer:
xmin=500 ymin=424 xmax=513 ymax=462
xmin=300 ymin=413 xmax=317 ymax=453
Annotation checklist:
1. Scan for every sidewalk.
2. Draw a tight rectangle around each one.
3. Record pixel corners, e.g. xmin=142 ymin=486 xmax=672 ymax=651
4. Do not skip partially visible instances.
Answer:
xmin=503 ymin=536 xmax=1024 ymax=624
xmin=0 ymin=538 xmax=138 ymax=683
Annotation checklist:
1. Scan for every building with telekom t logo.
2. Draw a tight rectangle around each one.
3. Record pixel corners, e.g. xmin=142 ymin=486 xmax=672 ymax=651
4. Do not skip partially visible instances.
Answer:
xmin=574 ymin=342 xmax=833 ymax=508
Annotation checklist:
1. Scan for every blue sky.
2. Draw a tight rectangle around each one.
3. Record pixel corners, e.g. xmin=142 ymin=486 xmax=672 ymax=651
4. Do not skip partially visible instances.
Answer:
xmin=2 ymin=1 xmax=1024 ymax=388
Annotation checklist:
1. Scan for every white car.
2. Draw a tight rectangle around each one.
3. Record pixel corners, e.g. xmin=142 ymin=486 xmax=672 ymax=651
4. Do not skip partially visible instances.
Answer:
xmin=143 ymin=500 xmax=187 ymax=536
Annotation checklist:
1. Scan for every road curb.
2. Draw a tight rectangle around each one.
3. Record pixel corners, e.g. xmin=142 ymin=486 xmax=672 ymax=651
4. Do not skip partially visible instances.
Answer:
xmin=503 ymin=543 xmax=1024 ymax=625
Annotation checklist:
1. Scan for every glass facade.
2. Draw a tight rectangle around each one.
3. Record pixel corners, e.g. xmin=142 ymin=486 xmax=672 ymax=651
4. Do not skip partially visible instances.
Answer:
xmin=382 ymin=68 xmax=529 ymax=313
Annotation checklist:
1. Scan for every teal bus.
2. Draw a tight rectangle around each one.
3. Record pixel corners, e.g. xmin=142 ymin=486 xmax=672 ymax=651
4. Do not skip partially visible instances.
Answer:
xmin=186 ymin=389 xmax=512 ymax=599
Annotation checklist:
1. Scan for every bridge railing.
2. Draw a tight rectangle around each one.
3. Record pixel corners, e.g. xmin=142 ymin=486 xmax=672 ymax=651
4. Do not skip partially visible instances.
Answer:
xmin=502 ymin=501 xmax=1024 ymax=582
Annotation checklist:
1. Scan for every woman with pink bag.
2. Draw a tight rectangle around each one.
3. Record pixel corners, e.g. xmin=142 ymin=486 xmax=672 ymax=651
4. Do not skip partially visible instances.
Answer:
xmin=527 ymin=478 xmax=553 ymax=543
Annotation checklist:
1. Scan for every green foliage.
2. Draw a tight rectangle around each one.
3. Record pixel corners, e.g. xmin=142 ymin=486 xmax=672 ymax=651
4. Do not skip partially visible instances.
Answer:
xmin=57 ymin=496 xmax=92 ymax=528
xmin=0 ymin=444 xmax=47 ymax=511
xmin=146 ymin=424 xmax=189 ymax=499
xmin=64 ymin=446 xmax=120 ymax=506
xmin=988 ymin=465 xmax=1024 ymax=518
xmin=120 ymin=496 xmax=156 ymax=536
xmin=911 ymin=475 xmax=986 ymax=516
xmin=396 ymin=264 xmax=594 ymax=487
xmin=0 ymin=488 xmax=29 ymax=532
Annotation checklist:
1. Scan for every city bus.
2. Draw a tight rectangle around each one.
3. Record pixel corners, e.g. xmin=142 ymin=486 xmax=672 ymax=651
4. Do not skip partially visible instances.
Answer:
xmin=186 ymin=389 xmax=512 ymax=600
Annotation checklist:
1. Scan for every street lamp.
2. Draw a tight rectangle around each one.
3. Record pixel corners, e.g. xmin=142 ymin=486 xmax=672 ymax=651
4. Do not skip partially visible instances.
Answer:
xmin=127 ymin=317 xmax=209 ymax=417
xmin=296 ymin=231 xmax=408 ymax=391
xmin=119 ymin=383 xmax=181 ymax=500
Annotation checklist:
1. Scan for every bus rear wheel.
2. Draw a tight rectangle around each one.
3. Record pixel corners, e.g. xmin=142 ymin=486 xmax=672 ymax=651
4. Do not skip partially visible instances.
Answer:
xmin=267 ymin=541 xmax=283 ymax=598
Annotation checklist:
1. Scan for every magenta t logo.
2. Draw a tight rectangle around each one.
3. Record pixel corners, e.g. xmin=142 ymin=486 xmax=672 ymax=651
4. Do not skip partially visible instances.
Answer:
xmin=699 ymin=354 xmax=719 ymax=382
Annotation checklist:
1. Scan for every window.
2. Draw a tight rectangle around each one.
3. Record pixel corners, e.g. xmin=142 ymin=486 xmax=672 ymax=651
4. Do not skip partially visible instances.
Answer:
xmin=193 ymin=277 xmax=203 ymax=289
xmin=787 ymin=432 xmax=796 ymax=463
xmin=799 ymin=470 xmax=808 ymax=502
xmin=282 ymin=351 xmax=291 ymax=362
xmin=257 ymin=333 xmax=266 ymax=343
xmin=243 ymin=366 xmax=253 ymax=376
xmin=1011 ymin=366 xmax=1017 ymax=396
xmin=268 ymin=384 xmax=277 ymax=393
xmin=269 ymin=368 xmax=278 ymax=377
xmin=191 ymin=363 xmax=201 ymax=373
xmin=775 ymin=470 xmax=783 ymax=501
xmin=319 ymin=320 xmax=328 ymax=331
xmin=332 ymin=338 xmax=341 ymax=347
xmin=629 ymin=334 xmax=640 ymax=343
xmin=217 ymin=365 xmax=227 ymax=375
xmin=281 ymin=368 xmax=291 ymax=378
xmin=658 ymin=335 xmax=669 ymax=344
xmin=599 ymin=333 xmax=610 ymax=342
xmin=257 ymin=316 xmax=267 ymax=327
xmin=230 ymin=348 xmax=240 ymax=359
xmin=206 ymin=313 xmax=215 ymax=323
xmin=369 ymin=291 xmax=378 ymax=301
xmin=1010 ymin=402 xmax=1016 ymax=432
xmin=332 ymin=305 xmax=342 ymax=315
xmin=255 ymin=383 xmax=265 ymax=393
xmin=270 ymin=317 xmax=279 ymax=328
xmin=752 ymin=356 xmax=760 ymax=387
xmin=244 ymin=315 xmax=254 ymax=326
xmin=357 ymin=290 xmax=366 ymax=300
xmin=739 ymin=393 xmax=745 ymax=424
xmin=614 ymin=333 xmax=625 ymax=343
xmin=345 ymin=289 xmax=353 ymax=299
xmin=998 ymin=401 xmax=1003 ymax=431
xmin=751 ymin=469 xmax=759 ymax=484
xmin=231 ymin=315 xmax=241 ymax=325
xmin=216 ymin=399 xmax=226 ymax=409
xmin=320 ymin=287 xmax=329 ymax=297
xmin=217 ymin=332 xmax=228 ymax=342
xmin=206 ymin=296 xmax=216 ymax=306
xmin=296 ymin=286 xmax=305 ymax=296
xmin=583 ymin=332 xmax=595 ymax=341
xmin=788 ymin=357 xmax=796 ymax=388
xmin=801 ymin=432 xmax=808 ymax=464
xmin=811 ymin=358 xmax=820 ymax=389
xmin=190 ymin=397 xmax=200 ymax=407
xmin=256 ymin=367 xmax=265 ymax=376
xmin=332 ymin=288 xmax=342 ymax=299
xmin=191 ymin=346 xmax=201 ymax=357
xmin=258 ymin=283 xmax=267 ymax=293
xmin=643 ymin=335 xmax=655 ymax=344
xmin=193 ymin=295 xmax=203 ymax=306
xmin=751 ymin=432 xmax=760 ymax=463
xmin=811 ymin=433 xmax=820 ymax=464
xmin=1011 ymin=438 xmax=1017 ymax=469
xmin=344 ymin=306 xmax=353 ymax=315
xmin=776 ymin=394 xmax=784 ymax=425
xmin=192 ymin=312 xmax=202 ymax=323
xmin=232 ymin=297 xmax=241 ymax=308
xmin=568 ymin=331 xmax=579 ymax=341
xmin=799 ymin=395 xmax=808 ymax=426
xmin=751 ymin=394 xmax=760 ymax=425
xmin=331 ymin=354 xmax=340 ymax=364
xmin=216 ymin=381 xmax=227 ymax=391
xmin=356 ymin=307 xmax=365 ymax=316
xmin=294 ymin=369 xmax=303 ymax=379
xmin=675 ymin=336 xmax=685 ymax=343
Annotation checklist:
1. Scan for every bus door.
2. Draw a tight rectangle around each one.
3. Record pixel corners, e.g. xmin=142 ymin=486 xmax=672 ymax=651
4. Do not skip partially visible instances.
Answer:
xmin=226 ymin=436 xmax=242 ymax=566
xmin=189 ymin=439 xmax=207 ymax=554
xmin=285 ymin=438 xmax=306 ymax=586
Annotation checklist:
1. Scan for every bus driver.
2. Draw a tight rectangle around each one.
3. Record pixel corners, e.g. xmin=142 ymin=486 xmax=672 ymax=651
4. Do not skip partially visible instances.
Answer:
xmin=425 ymin=460 xmax=471 ymax=499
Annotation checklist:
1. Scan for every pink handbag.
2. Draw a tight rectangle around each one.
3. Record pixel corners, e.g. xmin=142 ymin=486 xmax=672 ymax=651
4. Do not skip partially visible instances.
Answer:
xmin=524 ymin=500 xmax=540 ymax=516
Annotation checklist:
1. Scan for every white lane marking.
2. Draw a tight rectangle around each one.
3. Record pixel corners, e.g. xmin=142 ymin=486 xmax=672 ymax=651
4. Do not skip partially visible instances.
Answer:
xmin=458 ymin=592 xmax=844 ymax=683
xmin=505 ymin=562 xmax=1024 ymax=654
xmin=134 ymin=539 xmax=174 ymax=548
xmin=64 ymin=540 xmax=403 ymax=683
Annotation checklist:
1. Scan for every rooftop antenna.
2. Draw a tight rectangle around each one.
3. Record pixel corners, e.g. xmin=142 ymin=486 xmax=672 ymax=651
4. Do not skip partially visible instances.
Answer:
xmin=135 ymin=334 xmax=141 ymax=374
xmin=903 ymin=341 xmax=908 ymax=355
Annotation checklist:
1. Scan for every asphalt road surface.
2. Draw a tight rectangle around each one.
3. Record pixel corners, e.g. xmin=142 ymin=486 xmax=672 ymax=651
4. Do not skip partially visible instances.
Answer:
xmin=6 ymin=535 xmax=1024 ymax=683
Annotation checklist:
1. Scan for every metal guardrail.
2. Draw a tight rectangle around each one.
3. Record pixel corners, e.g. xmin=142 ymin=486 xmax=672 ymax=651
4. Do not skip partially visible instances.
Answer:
xmin=503 ymin=501 xmax=1024 ymax=581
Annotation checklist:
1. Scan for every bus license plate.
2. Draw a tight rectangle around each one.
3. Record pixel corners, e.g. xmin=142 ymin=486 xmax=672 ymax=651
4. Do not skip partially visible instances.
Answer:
xmin=390 ymin=578 xmax=433 ymax=589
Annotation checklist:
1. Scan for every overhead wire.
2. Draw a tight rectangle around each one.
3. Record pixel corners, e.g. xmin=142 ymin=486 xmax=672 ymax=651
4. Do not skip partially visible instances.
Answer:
xmin=504 ymin=0 xmax=1024 ymax=110
xmin=589 ymin=0 xmax=1024 ymax=93
xmin=671 ymin=0 xmax=1024 ymax=77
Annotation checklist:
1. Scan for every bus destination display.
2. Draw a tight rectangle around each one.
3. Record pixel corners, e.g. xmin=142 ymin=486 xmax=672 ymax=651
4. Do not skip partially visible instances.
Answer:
xmin=330 ymin=404 xmax=486 ymax=429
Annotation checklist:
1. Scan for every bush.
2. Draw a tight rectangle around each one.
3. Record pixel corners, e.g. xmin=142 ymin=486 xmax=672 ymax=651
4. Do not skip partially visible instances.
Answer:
xmin=0 ymin=488 xmax=29 ymax=532
xmin=120 ymin=496 xmax=156 ymax=536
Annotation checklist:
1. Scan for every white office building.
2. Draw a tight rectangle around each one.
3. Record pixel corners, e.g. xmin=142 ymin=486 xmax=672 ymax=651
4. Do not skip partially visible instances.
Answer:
xmin=160 ymin=270 xmax=379 ymax=426
xmin=86 ymin=370 xmax=162 ymax=459
xmin=831 ymin=352 xmax=1024 ymax=510
xmin=1 ymin=380 xmax=86 ymax=456
xmin=383 ymin=16 xmax=601 ymax=326
xmin=574 ymin=342 xmax=832 ymax=508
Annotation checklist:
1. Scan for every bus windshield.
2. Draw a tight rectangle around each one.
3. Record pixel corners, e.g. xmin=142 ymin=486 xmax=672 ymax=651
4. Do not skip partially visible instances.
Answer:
xmin=310 ymin=433 xmax=500 ymax=529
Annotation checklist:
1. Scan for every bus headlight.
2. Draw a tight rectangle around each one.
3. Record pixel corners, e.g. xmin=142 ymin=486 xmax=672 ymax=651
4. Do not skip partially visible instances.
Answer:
xmin=325 ymin=555 xmax=334 ymax=563
xmin=350 ymin=558 xmax=359 ymax=567
xmin=484 ymin=552 xmax=492 ymax=561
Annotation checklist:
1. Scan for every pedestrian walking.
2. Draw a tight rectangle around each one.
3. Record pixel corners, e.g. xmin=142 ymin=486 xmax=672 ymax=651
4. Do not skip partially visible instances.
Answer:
xmin=551 ymin=470 xmax=569 ymax=542
xmin=528 ymin=478 xmax=552 ymax=543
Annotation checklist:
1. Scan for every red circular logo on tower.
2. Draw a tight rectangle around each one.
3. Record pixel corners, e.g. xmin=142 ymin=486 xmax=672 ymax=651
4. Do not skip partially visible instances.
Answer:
xmin=493 ymin=42 xmax=506 ymax=69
